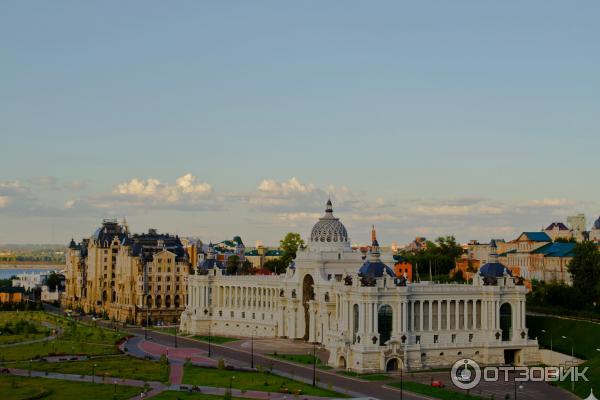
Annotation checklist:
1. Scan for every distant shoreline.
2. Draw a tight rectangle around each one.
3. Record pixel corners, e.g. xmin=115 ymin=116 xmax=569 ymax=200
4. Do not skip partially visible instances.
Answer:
xmin=0 ymin=263 xmax=64 ymax=270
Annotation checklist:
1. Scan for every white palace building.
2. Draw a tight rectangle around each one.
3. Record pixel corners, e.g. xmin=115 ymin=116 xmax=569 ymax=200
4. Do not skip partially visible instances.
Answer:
xmin=180 ymin=200 xmax=540 ymax=372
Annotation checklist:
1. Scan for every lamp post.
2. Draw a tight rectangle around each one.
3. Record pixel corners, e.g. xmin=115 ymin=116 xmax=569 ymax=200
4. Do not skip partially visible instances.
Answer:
xmin=561 ymin=335 xmax=575 ymax=393
xmin=92 ymin=363 xmax=97 ymax=383
xmin=229 ymin=375 xmax=236 ymax=392
xmin=400 ymin=362 xmax=403 ymax=400
xmin=208 ymin=324 xmax=212 ymax=358
xmin=541 ymin=329 xmax=553 ymax=365
xmin=28 ymin=359 xmax=32 ymax=377
xmin=174 ymin=323 xmax=178 ymax=348
xmin=113 ymin=379 xmax=117 ymax=394
xmin=312 ymin=342 xmax=317 ymax=387
xmin=250 ymin=330 xmax=254 ymax=369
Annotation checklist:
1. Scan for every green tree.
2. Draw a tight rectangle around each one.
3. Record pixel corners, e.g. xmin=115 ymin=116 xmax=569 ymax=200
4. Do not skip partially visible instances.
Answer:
xmin=280 ymin=232 xmax=304 ymax=261
xmin=46 ymin=272 xmax=61 ymax=291
xmin=240 ymin=259 xmax=254 ymax=275
xmin=263 ymin=258 xmax=288 ymax=274
xmin=226 ymin=255 xmax=240 ymax=275
xmin=568 ymin=241 xmax=600 ymax=306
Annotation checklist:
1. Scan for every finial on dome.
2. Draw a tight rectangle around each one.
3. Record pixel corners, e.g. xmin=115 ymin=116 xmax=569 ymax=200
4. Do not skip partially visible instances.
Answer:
xmin=326 ymin=198 xmax=333 ymax=213
xmin=371 ymin=225 xmax=377 ymax=243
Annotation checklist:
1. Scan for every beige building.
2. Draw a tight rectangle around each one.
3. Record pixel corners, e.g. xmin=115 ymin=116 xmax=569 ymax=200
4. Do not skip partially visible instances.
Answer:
xmin=63 ymin=219 xmax=192 ymax=324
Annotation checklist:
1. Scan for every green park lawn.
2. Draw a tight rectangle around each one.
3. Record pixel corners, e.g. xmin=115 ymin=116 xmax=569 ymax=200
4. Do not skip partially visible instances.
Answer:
xmin=13 ymin=355 xmax=169 ymax=383
xmin=0 ymin=311 xmax=126 ymax=361
xmin=527 ymin=314 xmax=600 ymax=398
xmin=389 ymin=381 xmax=486 ymax=400
xmin=337 ymin=370 xmax=391 ymax=380
xmin=0 ymin=375 xmax=139 ymax=400
xmin=0 ymin=316 xmax=52 ymax=344
xmin=270 ymin=353 xmax=332 ymax=370
xmin=182 ymin=365 xmax=344 ymax=397
xmin=153 ymin=392 xmax=253 ymax=400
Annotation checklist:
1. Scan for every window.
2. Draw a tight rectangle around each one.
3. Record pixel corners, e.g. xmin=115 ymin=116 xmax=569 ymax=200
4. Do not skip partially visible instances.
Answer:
xmin=451 ymin=334 xmax=456 ymax=343
xmin=176 ymin=277 xmax=179 ymax=282
xmin=158 ymin=267 xmax=161 ymax=273
xmin=230 ymin=311 xmax=234 ymax=318
xmin=252 ymin=313 xmax=255 ymax=319
xmin=416 ymin=335 xmax=421 ymax=344
xmin=158 ymin=285 xmax=161 ymax=291
xmin=434 ymin=335 xmax=439 ymax=344
xmin=469 ymin=333 xmax=474 ymax=343
xmin=167 ymin=258 xmax=172 ymax=263
xmin=167 ymin=267 xmax=171 ymax=273
xmin=242 ymin=312 xmax=246 ymax=318
xmin=219 ymin=311 xmax=223 ymax=317
xmin=166 ymin=276 xmax=171 ymax=282
xmin=167 ymin=285 xmax=170 ymax=291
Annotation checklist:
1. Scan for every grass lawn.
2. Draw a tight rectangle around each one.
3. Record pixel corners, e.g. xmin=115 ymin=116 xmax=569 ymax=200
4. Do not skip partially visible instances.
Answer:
xmin=0 ymin=311 xmax=126 ymax=361
xmin=0 ymin=375 xmax=139 ymax=400
xmin=389 ymin=381 xmax=486 ymax=400
xmin=153 ymin=391 xmax=254 ymax=400
xmin=269 ymin=353 xmax=332 ymax=369
xmin=13 ymin=355 xmax=169 ymax=383
xmin=527 ymin=314 xmax=600 ymax=398
xmin=191 ymin=335 xmax=239 ymax=344
xmin=337 ymin=370 xmax=391 ymax=381
xmin=0 ymin=313 xmax=52 ymax=344
xmin=182 ymin=365 xmax=344 ymax=397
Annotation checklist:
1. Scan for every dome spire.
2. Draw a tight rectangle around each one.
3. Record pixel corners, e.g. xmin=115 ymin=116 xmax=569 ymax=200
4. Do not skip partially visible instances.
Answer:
xmin=325 ymin=198 xmax=333 ymax=213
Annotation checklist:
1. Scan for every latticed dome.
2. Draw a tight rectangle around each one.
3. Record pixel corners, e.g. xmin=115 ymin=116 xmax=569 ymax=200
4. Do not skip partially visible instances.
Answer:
xmin=310 ymin=200 xmax=349 ymax=243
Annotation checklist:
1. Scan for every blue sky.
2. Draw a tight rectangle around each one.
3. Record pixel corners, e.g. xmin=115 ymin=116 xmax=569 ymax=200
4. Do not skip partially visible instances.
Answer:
xmin=1 ymin=1 xmax=599 ymax=245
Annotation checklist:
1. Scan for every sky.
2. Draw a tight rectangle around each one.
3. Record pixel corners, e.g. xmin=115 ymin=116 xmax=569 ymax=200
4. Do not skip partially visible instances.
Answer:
xmin=1 ymin=1 xmax=599 ymax=246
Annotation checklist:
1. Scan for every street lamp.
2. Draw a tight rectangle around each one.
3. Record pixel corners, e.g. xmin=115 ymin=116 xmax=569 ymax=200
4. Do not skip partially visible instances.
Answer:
xmin=251 ymin=330 xmax=254 ymax=369
xmin=541 ymin=329 xmax=553 ymax=365
xmin=92 ymin=363 xmax=97 ymax=383
xmin=561 ymin=336 xmax=575 ymax=393
xmin=207 ymin=324 xmax=212 ymax=358
xmin=28 ymin=359 xmax=32 ymax=377
xmin=113 ymin=379 xmax=117 ymax=394
xmin=312 ymin=342 xmax=317 ymax=387
xmin=174 ymin=323 xmax=178 ymax=348
xmin=400 ymin=361 xmax=403 ymax=400
xmin=229 ymin=375 xmax=236 ymax=392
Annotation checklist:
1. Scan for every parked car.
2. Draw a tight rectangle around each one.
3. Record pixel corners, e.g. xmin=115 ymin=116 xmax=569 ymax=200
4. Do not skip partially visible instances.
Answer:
xmin=431 ymin=379 xmax=444 ymax=388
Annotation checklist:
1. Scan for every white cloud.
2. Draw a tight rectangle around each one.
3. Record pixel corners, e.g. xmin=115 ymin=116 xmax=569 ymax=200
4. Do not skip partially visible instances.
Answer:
xmin=528 ymin=198 xmax=573 ymax=207
xmin=114 ymin=173 xmax=212 ymax=203
xmin=0 ymin=196 xmax=10 ymax=208
xmin=257 ymin=177 xmax=316 ymax=195
xmin=410 ymin=205 xmax=471 ymax=216
xmin=64 ymin=199 xmax=77 ymax=209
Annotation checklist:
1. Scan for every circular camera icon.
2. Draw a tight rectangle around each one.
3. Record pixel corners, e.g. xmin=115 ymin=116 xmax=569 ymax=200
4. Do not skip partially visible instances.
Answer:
xmin=451 ymin=358 xmax=481 ymax=390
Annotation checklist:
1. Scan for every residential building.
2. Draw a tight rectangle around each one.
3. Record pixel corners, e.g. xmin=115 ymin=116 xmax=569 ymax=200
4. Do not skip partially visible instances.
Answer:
xmin=63 ymin=219 xmax=191 ymax=324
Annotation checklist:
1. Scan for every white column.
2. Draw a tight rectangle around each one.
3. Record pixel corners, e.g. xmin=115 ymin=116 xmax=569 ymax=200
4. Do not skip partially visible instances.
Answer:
xmin=428 ymin=301 xmax=433 ymax=331
xmin=410 ymin=301 xmax=414 ymax=332
xmin=446 ymin=301 xmax=451 ymax=330
xmin=455 ymin=300 xmax=460 ymax=330
xmin=418 ymin=301 xmax=423 ymax=331
xmin=473 ymin=300 xmax=478 ymax=330
xmin=437 ymin=300 xmax=441 ymax=331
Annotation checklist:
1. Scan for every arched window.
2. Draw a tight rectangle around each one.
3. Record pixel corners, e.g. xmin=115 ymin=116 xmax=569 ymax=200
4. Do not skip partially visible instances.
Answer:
xmin=378 ymin=304 xmax=393 ymax=346
xmin=156 ymin=295 xmax=162 ymax=308
xmin=500 ymin=303 xmax=512 ymax=341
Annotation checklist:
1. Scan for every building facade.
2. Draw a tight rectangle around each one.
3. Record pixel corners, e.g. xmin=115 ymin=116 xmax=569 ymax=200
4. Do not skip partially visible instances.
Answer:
xmin=63 ymin=219 xmax=191 ymax=324
xmin=181 ymin=201 xmax=539 ymax=372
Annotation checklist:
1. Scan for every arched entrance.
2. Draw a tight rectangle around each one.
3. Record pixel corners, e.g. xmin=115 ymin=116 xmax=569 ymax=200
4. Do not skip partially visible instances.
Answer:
xmin=338 ymin=356 xmax=347 ymax=369
xmin=302 ymin=274 xmax=315 ymax=341
xmin=500 ymin=303 xmax=512 ymax=341
xmin=378 ymin=304 xmax=393 ymax=346
xmin=386 ymin=358 xmax=399 ymax=371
